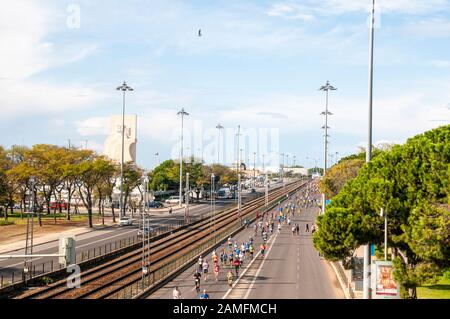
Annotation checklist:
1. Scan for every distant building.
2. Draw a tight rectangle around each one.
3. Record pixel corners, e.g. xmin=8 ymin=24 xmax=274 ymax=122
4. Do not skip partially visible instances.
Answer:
xmin=285 ymin=167 xmax=308 ymax=176
xmin=103 ymin=114 xmax=137 ymax=163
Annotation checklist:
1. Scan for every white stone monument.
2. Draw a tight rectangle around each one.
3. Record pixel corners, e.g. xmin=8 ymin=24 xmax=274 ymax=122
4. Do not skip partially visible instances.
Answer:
xmin=103 ymin=114 xmax=137 ymax=163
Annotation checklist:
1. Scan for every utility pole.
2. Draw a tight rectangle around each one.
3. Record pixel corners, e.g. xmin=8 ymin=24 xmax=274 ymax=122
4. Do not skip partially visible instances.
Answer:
xmin=319 ymin=80 xmax=337 ymax=214
xmin=380 ymin=208 xmax=387 ymax=260
xmin=23 ymin=177 xmax=36 ymax=285
xmin=235 ymin=126 xmax=242 ymax=205
xmin=263 ymin=155 xmax=268 ymax=207
xmin=236 ymin=125 xmax=242 ymax=220
xmin=239 ymin=148 xmax=243 ymax=219
xmin=141 ymin=174 xmax=150 ymax=287
xmin=364 ymin=0 xmax=376 ymax=300
xmin=211 ymin=173 xmax=216 ymax=243
xmin=253 ymin=152 xmax=256 ymax=188
xmin=185 ymin=173 xmax=190 ymax=224
xmin=216 ymin=124 xmax=224 ymax=164
xmin=116 ymin=81 xmax=134 ymax=219
xmin=177 ymin=108 xmax=189 ymax=207
xmin=154 ymin=152 xmax=160 ymax=167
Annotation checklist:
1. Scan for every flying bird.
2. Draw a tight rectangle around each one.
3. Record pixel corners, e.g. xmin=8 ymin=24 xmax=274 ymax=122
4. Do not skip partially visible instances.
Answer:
xmin=198 ymin=29 xmax=202 ymax=37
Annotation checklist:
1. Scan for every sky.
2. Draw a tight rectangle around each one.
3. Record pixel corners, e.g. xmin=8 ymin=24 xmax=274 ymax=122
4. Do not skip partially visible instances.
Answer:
xmin=1 ymin=0 xmax=449 ymax=171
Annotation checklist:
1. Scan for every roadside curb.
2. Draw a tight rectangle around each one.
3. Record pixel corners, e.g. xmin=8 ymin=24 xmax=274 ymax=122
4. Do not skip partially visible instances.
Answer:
xmin=329 ymin=261 xmax=351 ymax=299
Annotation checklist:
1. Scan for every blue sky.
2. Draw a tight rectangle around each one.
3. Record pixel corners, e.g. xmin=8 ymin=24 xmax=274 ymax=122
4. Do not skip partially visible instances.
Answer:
xmin=1 ymin=0 xmax=450 ymax=170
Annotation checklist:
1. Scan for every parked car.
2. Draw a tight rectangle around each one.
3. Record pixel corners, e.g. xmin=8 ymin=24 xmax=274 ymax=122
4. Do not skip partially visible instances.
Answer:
xmin=50 ymin=202 xmax=68 ymax=210
xmin=146 ymin=201 xmax=163 ymax=208
xmin=119 ymin=216 xmax=133 ymax=226
xmin=165 ymin=196 xmax=180 ymax=204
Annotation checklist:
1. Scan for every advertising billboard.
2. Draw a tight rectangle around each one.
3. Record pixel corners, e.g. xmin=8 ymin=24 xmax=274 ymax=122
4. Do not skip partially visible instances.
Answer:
xmin=371 ymin=260 xmax=400 ymax=299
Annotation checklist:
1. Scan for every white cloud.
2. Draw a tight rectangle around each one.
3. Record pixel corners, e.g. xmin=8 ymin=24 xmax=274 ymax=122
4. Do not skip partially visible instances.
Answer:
xmin=403 ymin=18 xmax=450 ymax=37
xmin=0 ymin=80 xmax=105 ymax=118
xmin=0 ymin=0 xmax=101 ymax=120
xmin=75 ymin=117 xmax=110 ymax=136
xmin=267 ymin=0 xmax=450 ymax=19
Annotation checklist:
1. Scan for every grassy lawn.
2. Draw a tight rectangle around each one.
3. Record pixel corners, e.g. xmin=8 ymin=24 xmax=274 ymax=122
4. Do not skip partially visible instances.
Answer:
xmin=417 ymin=276 xmax=450 ymax=299
xmin=0 ymin=213 xmax=96 ymax=226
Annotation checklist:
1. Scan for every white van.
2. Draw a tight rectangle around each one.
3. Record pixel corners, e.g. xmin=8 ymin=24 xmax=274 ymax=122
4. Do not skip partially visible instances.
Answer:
xmin=165 ymin=196 xmax=180 ymax=204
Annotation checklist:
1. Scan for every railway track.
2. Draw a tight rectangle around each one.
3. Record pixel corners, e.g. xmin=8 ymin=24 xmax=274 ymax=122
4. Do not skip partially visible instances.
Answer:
xmin=18 ymin=180 xmax=306 ymax=299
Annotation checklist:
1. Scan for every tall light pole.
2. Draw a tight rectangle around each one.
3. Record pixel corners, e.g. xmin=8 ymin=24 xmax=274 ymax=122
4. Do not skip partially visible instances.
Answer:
xmin=185 ymin=172 xmax=190 ymax=224
xmin=154 ymin=152 xmax=160 ymax=167
xmin=364 ymin=0 xmax=376 ymax=300
xmin=235 ymin=125 xmax=242 ymax=205
xmin=177 ymin=108 xmax=189 ymax=207
xmin=141 ymin=174 xmax=150 ymax=286
xmin=211 ymin=173 xmax=216 ymax=243
xmin=116 ymin=81 xmax=134 ymax=219
xmin=263 ymin=154 xmax=268 ymax=207
xmin=24 ymin=177 xmax=36 ymax=285
xmin=216 ymin=124 xmax=224 ymax=164
xmin=239 ymin=148 xmax=243 ymax=218
xmin=253 ymin=152 xmax=256 ymax=188
xmin=319 ymin=80 xmax=337 ymax=215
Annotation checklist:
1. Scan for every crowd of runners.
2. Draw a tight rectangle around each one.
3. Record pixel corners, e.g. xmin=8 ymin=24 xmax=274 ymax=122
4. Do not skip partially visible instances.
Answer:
xmin=172 ymin=180 xmax=321 ymax=299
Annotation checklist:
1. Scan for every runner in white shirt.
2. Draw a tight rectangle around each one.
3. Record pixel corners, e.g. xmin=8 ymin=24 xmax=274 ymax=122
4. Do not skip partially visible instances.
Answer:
xmin=173 ymin=286 xmax=182 ymax=299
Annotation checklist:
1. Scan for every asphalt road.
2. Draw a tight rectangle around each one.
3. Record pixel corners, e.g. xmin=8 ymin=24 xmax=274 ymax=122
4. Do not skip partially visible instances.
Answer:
xmin=0 ymin=184 xmax=283 ymax=278
xmin=147 ymin=185 xmax=344 ymax=299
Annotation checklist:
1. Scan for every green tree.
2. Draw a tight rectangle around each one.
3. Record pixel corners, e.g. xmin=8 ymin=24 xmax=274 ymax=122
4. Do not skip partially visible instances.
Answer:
xmin=122 ymin=162 xmax=143 ymax=215
xmin=313 ymin=125 xmax=450 ymax=298
xmin=75 ymin=153 xmax=113 ymax=228
xmin=319 ymin=158 xmax=365 ymax=198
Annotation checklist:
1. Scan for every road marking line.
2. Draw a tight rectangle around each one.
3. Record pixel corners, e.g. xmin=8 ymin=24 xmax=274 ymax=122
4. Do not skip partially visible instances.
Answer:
xmin=222 ymin=232 xmax=278 ymax=299
xmin=242 ymin=231 xmax=279 ymax=299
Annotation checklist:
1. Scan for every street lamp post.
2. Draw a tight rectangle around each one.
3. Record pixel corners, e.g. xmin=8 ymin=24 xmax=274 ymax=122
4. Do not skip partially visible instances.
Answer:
xmin=23 ymin=177 xmax=36 ymax=285
xmin=216 ymin=124 xmax=224 ymax=164
xmin=185 ymin=173 xmax=190 ymax=224
xmin=235 ymin=126 xmax=242 ymax=205
xmin=238 ymin=148 xmax=243 ymax=219
xmin=364 ymin=0 xmax=376 ymax=300
xmin=319 ymin=81 xmax=337 ymax=215
xmin=263 ymin=155 xmax=268 ymax=207
xmin=177 ymin=108 xmax=189 ymax=207
xmin=141 ymin=174 xmax=150 ymax=286
xmin=381 ymin=208 xmax=387 ymax=260
xmin=253 ymin=152 xmax=256 ymax=188
xmin=116 ymin=81 xmax=134 ymax=219
xmin=154 ymin=152 xmax=160 ymax=167
xmin=211 ymin=173 xmax=216 ymax=243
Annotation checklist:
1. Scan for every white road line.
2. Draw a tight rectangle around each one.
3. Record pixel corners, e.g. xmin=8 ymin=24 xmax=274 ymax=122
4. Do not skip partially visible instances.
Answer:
xmin=242 ymin=231 xmax=279 ymax=300
xmin=221 ymin=232 xmax=277 ymax=299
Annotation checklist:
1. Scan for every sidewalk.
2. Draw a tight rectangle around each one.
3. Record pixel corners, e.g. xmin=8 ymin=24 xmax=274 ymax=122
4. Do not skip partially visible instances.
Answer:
xmin=0 ymin=221 xmax=117 ymax=254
